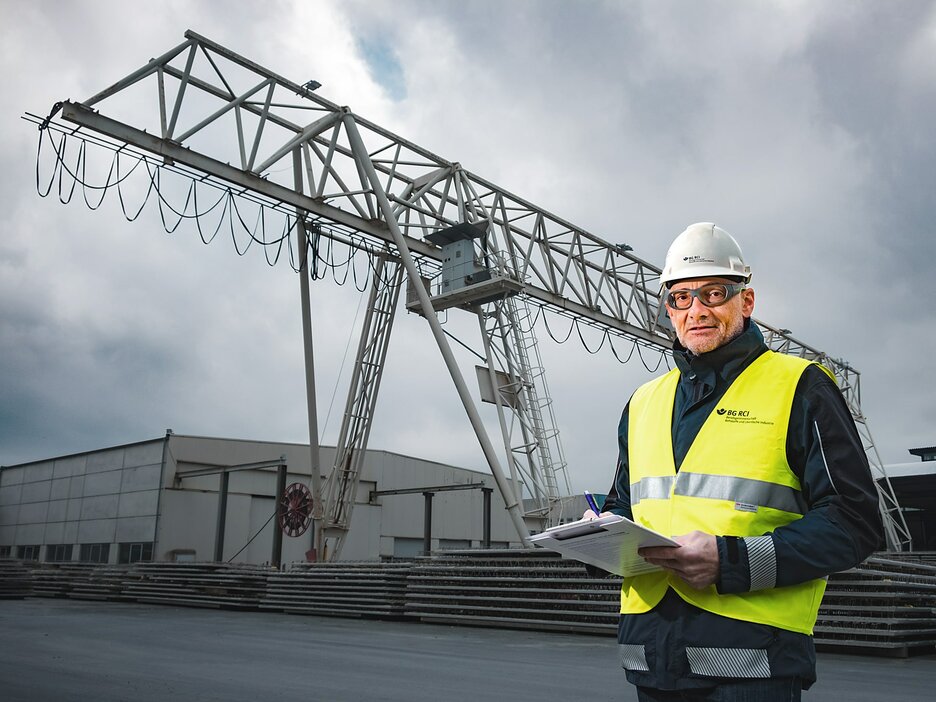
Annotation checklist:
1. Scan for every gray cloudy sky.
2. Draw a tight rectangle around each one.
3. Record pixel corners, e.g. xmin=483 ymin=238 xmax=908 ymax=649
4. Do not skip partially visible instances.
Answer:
xmin=2 ymin=1 xmax=935 ymax=494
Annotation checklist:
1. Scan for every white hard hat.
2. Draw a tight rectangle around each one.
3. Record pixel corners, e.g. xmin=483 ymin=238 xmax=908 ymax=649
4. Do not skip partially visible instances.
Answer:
xmin=660 ymin=222 xmax=752 ymax=287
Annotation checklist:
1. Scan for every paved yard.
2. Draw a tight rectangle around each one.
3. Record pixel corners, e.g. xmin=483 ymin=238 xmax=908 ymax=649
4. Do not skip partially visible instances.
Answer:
xmin=0 ymin=599 xmax=932 ymax=701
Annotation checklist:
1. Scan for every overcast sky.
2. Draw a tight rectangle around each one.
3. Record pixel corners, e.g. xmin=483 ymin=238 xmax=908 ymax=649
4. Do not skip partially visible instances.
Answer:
xmin=2 ymin=1 xmax=935 ymax=497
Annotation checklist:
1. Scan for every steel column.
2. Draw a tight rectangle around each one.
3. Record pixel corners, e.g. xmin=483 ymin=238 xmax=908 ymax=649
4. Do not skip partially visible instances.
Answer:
xmin=324 ymin=256 xmax=403 ymax=560
xmin=482 ymin=488 xmax=492 ymax=549
xmin=423 ymin=491 xmax=434 ymax=555
xmin=477 ymin=309 xmax=526 ymax=504
xmin=294 ymin=148 xmax=324 ymax=561
xmin=272 ymin=464 xmax=287 ymax=568
xmin=213 ymin=471 xmax=229 ymax=562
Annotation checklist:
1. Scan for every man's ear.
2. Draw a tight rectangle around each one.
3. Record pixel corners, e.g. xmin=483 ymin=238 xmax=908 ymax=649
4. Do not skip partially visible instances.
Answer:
xmin=741 ymin=287 xmax=755 ymax=317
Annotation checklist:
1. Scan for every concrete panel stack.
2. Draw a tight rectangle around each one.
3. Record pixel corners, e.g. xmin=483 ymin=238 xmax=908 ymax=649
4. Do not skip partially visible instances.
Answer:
xmin=404 ymin=549 xmax=619 ymax=634
xmin=120 ymin=562 xmax=271 ymax=610
xmin=260 ymin=561 xmax=412 ymax=618
xmin=0 ymin=558 xmax=32 ymax=598
xmin=817 ymin=556 xmax=936 ymax=655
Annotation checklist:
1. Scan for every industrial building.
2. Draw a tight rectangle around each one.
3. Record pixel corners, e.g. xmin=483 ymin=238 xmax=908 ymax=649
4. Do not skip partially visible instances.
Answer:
xmin=878 ymin=445 xmax=936 ymax=551
xmin=0 ymin=432 xmax=540 ymax=566
xmin=5 ymin=430 xmax=934 ymax=569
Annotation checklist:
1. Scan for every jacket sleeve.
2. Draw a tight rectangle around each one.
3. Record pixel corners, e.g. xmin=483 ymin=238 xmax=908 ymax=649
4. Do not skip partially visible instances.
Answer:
xmin=717 ymin=365 xmax=884 ymax=594
xmin=601 ymin=402 xmax=634 ymax=520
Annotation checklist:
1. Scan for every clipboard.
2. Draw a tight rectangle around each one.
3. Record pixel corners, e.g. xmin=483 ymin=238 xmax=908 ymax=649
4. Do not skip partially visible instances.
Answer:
xmin=529 ymin=514 xmax=678 ymax=577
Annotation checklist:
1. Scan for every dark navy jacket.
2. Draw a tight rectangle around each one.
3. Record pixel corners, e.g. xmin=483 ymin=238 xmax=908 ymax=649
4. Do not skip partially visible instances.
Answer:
xmin=602 ymin=320 xmax=882 ymax=690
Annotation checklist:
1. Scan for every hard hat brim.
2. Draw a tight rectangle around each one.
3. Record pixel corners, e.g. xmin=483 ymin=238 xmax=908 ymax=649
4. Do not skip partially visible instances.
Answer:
xmin=661 ymin=269 xmax=751 ymax=288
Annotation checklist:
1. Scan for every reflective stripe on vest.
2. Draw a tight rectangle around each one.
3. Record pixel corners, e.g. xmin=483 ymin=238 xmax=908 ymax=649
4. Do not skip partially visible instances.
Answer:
xmin=631 ymin=473 xmax=807 ymax=515
xmin=622 ymin=350 xmax=830 ymax=635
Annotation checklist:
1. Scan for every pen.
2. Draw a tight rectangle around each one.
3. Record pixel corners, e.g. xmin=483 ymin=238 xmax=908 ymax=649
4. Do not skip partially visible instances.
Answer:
xmin=584 ymin=490 xmax=602 ymax=516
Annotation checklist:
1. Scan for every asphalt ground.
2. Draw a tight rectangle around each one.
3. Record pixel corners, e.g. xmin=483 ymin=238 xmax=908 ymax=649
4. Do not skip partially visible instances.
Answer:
xmin=0 ymin=599 xmax=932 ymax=701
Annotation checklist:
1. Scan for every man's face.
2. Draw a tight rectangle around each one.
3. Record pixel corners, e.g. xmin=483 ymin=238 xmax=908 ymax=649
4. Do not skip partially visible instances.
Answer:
xmin=664 ymin=277 xmax=755 ymax=355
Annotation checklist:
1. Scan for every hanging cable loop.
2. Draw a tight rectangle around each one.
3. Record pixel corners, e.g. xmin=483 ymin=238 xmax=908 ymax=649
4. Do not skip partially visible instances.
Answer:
xmin=34 ymin=120 xmax=665 ymax=369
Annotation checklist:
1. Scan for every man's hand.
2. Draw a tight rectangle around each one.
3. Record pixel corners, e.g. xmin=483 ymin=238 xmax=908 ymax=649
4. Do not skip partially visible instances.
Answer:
xmin=638 ymin=531 xmax=719 ymax=590
xmin=582 ymin=510 xmax=613 ymax=520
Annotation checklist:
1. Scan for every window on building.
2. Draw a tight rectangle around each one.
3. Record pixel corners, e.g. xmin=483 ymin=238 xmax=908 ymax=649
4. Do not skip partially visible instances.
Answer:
xmin=0 ymin=545 xmax=11 ymax=558
xmin=79 ymin=543 xmax=111 ymax=564
xmin=17 ymin=545 xmax=40 ymax=561
xmin=118 ymin=542 xmax=153 ymax=564
xmin=392 ymin=537 xmax=425 ymax=558
xmin=46 ymin=544 xmax=73 ymax=562
xmin=169 ymin=549 xmax=196 ymax=562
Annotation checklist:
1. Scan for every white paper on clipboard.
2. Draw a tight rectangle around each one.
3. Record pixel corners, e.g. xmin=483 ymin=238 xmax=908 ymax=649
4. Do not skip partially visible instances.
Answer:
xmin=529 ymin=514 xmax=679 ymax=577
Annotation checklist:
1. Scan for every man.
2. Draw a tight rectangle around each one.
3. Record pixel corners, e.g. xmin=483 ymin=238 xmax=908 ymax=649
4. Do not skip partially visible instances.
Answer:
xmin=590 ymin=223 xmax=882 ymax=701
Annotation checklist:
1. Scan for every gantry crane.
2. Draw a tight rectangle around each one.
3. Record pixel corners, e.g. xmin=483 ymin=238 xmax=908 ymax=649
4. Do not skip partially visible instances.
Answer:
xmin=28 ymin=30 xmax=911 ymax=555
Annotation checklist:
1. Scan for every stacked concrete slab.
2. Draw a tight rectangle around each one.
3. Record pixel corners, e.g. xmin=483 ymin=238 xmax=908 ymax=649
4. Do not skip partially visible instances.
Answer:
xmin=4 ymin=551 xmax=934 ymax=656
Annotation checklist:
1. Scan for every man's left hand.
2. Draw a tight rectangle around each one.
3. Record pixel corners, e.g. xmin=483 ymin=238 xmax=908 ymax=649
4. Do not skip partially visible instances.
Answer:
xmin=638 ymin=531 xmax=719 ymax=590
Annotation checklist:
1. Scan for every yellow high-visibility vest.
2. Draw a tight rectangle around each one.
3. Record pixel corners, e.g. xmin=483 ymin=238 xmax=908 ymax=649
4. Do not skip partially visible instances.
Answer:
xmin=623 ymin=350 xmax=830 ymax=635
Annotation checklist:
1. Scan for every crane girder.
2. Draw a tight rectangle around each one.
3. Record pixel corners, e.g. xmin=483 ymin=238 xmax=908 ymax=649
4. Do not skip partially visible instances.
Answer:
xmin=56 ymin=31 xmax=839 ymax=379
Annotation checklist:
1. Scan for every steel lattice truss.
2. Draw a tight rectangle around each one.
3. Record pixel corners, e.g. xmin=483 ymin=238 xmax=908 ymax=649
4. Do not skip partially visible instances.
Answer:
xmin=32 ymin=29 xmax=910 ymax=550
xmin=323 ymin=256 xmax=403 ymax=558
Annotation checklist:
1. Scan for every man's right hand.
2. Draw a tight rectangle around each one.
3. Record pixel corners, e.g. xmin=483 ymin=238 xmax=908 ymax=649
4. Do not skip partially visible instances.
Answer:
xmin=582 ymin=510 xmax=611 ymax=520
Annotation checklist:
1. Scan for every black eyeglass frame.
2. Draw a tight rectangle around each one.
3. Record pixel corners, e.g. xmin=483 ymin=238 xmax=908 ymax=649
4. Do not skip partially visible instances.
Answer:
xmin=665 ymin=283 xmax=746 ymax=310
